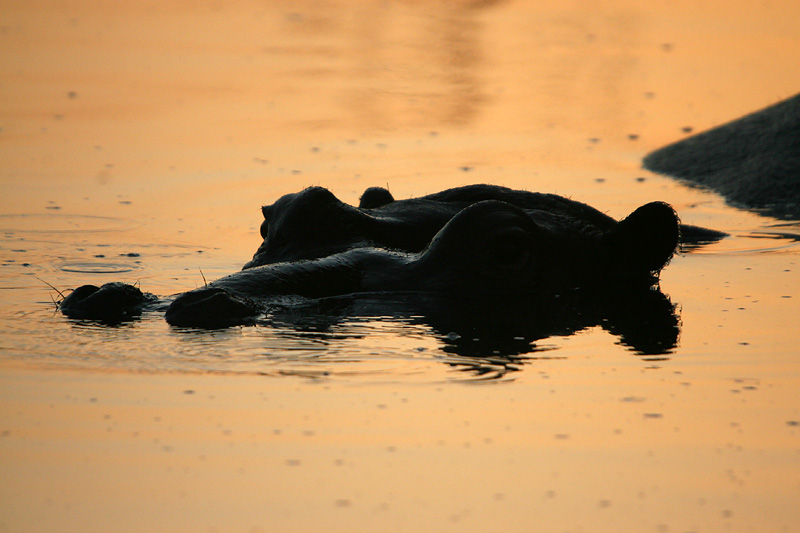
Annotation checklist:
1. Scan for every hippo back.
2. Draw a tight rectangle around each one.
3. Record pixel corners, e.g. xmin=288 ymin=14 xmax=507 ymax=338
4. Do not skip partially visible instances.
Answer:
xmin=245 ymin=184 xmax=618 ymax=270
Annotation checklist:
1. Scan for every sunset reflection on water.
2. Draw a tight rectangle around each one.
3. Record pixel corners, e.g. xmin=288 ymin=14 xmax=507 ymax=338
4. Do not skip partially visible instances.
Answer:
xmin=1 ymin=1 xmax=799 ymax=531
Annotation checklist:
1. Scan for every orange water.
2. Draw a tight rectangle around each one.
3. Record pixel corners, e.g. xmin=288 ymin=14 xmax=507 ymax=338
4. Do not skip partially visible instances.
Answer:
xmin=1 ymin=1 xmax=799 ymax=531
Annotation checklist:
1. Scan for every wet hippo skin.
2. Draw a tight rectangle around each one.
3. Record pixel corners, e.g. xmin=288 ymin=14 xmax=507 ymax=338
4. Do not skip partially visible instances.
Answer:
xmin=57 ymin=282 xmax=157 ymax=324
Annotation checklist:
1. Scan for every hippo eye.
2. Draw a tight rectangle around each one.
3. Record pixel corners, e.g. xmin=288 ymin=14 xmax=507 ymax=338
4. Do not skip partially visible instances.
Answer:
xmin=489 ymin=234 xmax=532 ymax=271
xmin=259 ymin=220 xmax=269 ymax=239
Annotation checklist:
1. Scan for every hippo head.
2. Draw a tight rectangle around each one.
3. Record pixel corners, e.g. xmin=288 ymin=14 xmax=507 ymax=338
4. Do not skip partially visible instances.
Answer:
xmin=244 ymin=187 xmax=375 ymax=269
xmin=418 ymin=200 xmax=679 ymax=293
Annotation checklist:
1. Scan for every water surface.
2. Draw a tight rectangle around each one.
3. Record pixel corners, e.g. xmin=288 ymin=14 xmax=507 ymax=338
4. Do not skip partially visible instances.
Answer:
xmin=1 ymin=1 xmax=799 ymax=531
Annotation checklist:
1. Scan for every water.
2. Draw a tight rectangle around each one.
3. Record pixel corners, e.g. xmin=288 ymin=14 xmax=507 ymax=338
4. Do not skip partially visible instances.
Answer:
xmin=1 ymin=1 xmax=799 ymax=531
xmin=2 ymin=195 xmax=796 ymax=383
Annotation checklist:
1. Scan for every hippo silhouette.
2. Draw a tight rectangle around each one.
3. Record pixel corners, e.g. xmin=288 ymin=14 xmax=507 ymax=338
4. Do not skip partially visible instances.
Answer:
xmin=268 ymin=283 xmax=681 ymax=372
xmin=245 ymin=184 xmax=722 ymax=269
xmin=61 ymin=198 xmax=681 ymax=329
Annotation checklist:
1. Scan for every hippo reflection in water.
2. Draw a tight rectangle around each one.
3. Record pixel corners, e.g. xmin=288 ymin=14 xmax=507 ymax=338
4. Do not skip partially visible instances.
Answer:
xmin=268 ymin=285 xmax=681 ymax=376
xmin=60 ymin=186 xmax=690 ymax=361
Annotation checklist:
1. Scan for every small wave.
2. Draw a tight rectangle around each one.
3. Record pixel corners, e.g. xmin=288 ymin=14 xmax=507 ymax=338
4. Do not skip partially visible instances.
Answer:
xmin=59 ymin=262 xmax=139 ymax=274
xmin=0 ymin=214 xmax=136 ymax=234
xmin=691 ymin=223 xmax=800 ymax=255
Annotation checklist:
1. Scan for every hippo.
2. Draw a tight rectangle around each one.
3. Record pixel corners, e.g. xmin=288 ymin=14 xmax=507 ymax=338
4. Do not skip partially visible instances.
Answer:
xmin=77 ymin=198 xmax=679 ymax=328
xmin=244 ymin=184 xmax=723 ymax=269
xmin=60 ymin=198 xmax=680 ymax=329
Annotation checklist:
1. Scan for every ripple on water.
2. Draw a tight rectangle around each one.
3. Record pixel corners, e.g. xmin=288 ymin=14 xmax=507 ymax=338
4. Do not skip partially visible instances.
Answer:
xmin=7 ymin=311 xmax=538 ymax=383
xmin=0 ymin=214 xmax=136 ymax=234
xmin=693 ymin=223 xmax=800 ymax=255
xmin=59 ymin=261 xmax=139 ymax=274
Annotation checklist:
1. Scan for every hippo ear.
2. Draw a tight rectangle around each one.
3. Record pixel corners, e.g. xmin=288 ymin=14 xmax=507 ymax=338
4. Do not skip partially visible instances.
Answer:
xmin=261 ymin=205 xmax=272 ymax=220
xmin=359 ymin=187 xmax=395 ymax=209
xmin=603 ymin=202 xmax=679 ymax=276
